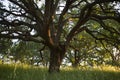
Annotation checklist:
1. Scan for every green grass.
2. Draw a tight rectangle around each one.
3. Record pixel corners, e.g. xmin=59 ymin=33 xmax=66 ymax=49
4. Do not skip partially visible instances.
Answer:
xmin=0 ymin=63 xmax=120 ymax=80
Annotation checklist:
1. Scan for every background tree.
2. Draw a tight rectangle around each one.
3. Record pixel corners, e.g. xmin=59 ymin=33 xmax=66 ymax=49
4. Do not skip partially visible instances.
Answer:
xmin=65 ymin=32 xmax=107 ymax=67
xmin=0 ymin=0 xmax=120 ymax=73
xmin=10 ymin=40 xmax=50 ymax=66
xmin=0 ymin=38 xmax=12 ymax=64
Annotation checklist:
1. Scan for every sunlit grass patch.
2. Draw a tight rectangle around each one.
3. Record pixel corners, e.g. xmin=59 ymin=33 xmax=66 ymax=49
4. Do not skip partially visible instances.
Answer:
xmin=93 ymin=65 xmax=120 ymax=72
xmin=0 ymin=63 xmax=120 ymax=80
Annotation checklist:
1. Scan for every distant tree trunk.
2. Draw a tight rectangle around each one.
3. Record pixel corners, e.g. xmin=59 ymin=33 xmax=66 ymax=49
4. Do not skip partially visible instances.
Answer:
xmin=72 ymin=59 xmax=79 ymax=67
xmin=48 ymin=45 xmax=66 ymax=73
xmin=72 ymin=50 xmax=80 ymax=67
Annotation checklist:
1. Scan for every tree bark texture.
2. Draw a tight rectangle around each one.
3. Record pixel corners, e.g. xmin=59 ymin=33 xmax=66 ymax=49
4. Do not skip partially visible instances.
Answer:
xmin=48 ymin=45 xmax=66 ymax=73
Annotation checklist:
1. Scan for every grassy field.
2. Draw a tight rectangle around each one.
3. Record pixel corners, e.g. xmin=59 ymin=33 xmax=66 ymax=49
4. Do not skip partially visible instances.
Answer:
xmin=0 ymin=63 xmax=120 ymax=80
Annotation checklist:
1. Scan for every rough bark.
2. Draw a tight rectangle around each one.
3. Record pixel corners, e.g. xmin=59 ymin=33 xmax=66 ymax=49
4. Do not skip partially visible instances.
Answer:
xmin=48 ymin=45 xmax=66 ymax=73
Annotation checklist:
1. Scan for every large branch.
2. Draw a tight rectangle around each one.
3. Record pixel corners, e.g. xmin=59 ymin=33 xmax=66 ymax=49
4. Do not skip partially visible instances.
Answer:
xmin=0 ymin=8 xmax=34 ymax=21
xmin=8 ymin=0 xmax=28 ymax=13
xmin=56 ymin=0 xmax=76 ymax=43
xmin=0 ymin=18 xmax=36 ymax=30
xmin=65 ymin=0 xmax=120 ymax=45
xmin=19 ymin=0 xmax=43 ymax=25
xmin=91 ymin=14 xmax=120 ymax=23
xmin=66 ymin=3 xmax=93 ymax=45
xmin=85 ymin=27 xmax=120 ymax=45
xmin=91 ymin=15 xmax=120 ymax=35
xmin=0 ymin=33 xmax=44 ymax=43
xmin=94 ymin=0 xmax=120 ymax=3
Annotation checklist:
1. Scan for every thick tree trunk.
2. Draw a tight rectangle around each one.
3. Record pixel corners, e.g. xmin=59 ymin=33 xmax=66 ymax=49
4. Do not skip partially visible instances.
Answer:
xmin=48 ymin=46 xmax=65 ymax=73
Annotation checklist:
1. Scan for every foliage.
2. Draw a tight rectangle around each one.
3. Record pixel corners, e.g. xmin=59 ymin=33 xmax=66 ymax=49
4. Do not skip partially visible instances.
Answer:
xmin=9 ymin=41 xmax=50 ymax=66
xmin=0 ymin=38 xmax=12 ymax=54
xmin=0 ymin=0 xmax=120 ymax=72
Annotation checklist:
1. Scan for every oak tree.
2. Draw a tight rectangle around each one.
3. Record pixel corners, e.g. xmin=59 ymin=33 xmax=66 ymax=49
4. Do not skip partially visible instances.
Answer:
xmin=0 ymin=0 xmax=120 ymax=72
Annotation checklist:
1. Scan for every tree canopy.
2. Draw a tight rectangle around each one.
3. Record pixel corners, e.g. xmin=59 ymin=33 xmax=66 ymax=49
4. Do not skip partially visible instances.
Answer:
xmin=0 ymin=0 xmax=120 ymax=73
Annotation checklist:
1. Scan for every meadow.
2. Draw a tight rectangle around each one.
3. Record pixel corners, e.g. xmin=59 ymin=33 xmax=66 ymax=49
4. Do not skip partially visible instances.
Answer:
xmin=0 ymin=63 xmax=120 ymax=80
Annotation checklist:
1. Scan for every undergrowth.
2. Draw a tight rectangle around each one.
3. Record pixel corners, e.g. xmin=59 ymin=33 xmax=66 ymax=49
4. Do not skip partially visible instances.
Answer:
xmin=0 ymin=63 xmax=120 ymax=80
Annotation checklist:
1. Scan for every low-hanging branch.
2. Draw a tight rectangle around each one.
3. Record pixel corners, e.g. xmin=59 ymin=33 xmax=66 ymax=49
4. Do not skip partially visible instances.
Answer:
xmin=0 ymin=0 xmax=120 ymax=73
